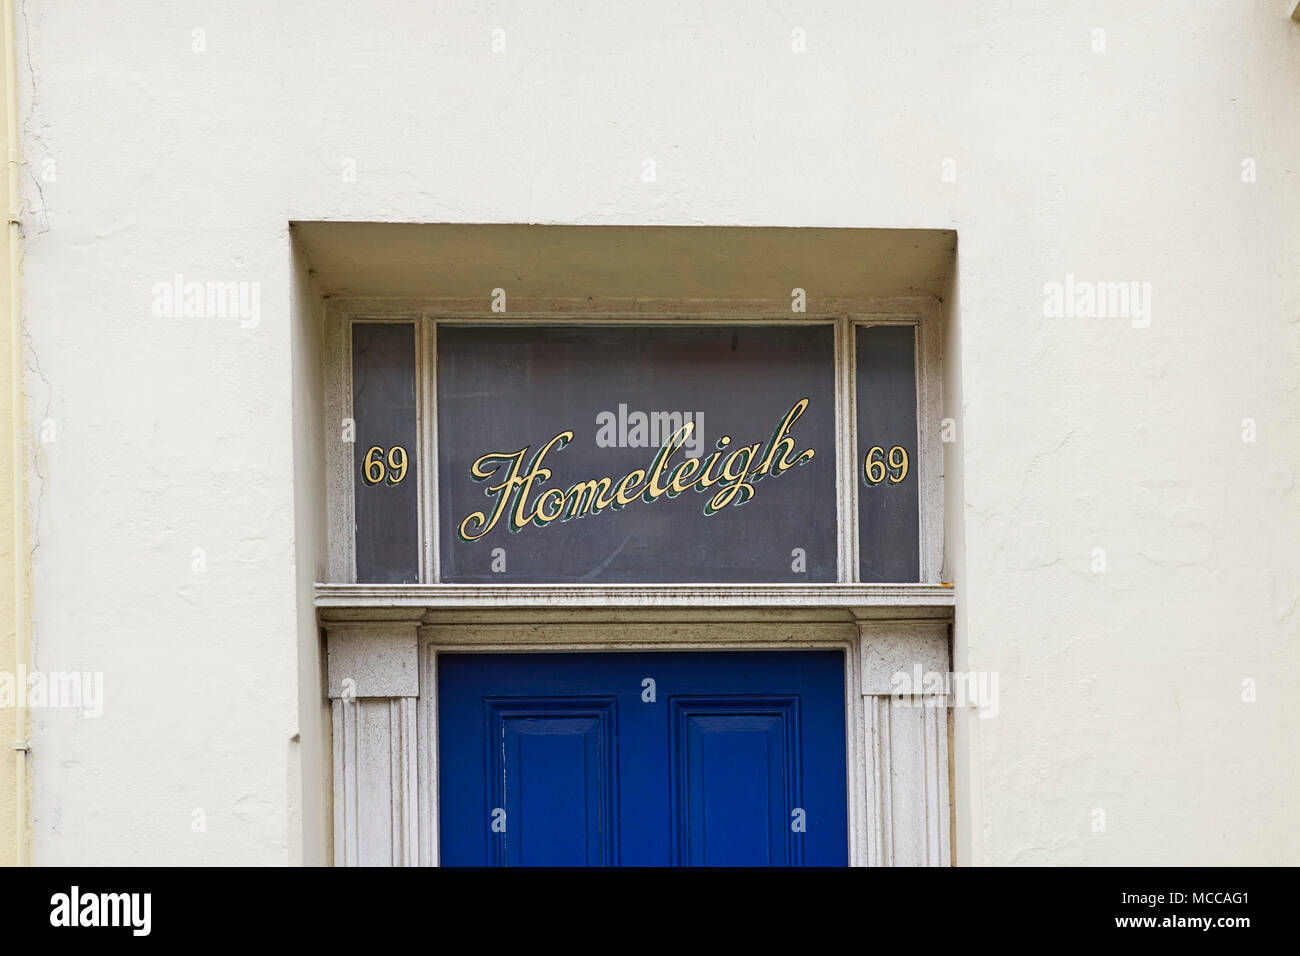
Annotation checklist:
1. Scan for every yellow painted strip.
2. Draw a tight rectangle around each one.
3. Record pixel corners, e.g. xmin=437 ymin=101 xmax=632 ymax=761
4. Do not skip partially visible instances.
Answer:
xmin=1 ymin=0 xmax=29 ymax=869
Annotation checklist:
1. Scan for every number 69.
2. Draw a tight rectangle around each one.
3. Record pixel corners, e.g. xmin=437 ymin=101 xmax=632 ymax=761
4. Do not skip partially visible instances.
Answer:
xmin=362 ymin=445 xmax=409 ymax=485
xmin=863 ymin=445 xmax=909 ymax=485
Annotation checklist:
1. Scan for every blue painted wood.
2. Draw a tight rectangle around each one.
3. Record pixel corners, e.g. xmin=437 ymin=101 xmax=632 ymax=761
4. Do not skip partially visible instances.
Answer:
xmin=438 ymin=650 xmax=847 ymax=867
xmin=671 ymin=698 xmax=802 ymax=866
xmin=485 ymin=699 xmax=617 ymax=866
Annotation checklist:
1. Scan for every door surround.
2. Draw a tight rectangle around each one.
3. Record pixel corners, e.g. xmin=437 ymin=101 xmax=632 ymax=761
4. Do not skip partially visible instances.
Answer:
xmin=323 ymin=606 xmax=952 ymax=867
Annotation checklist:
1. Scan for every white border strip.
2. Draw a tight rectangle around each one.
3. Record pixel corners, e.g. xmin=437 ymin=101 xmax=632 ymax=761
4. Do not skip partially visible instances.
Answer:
xmin=317 ymin=582 xmax=956 ymax=608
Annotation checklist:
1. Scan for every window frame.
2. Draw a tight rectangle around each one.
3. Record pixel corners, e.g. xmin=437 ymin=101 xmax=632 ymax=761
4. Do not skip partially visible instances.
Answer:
xmin=324 ymin=305 xmax=945 ymax=591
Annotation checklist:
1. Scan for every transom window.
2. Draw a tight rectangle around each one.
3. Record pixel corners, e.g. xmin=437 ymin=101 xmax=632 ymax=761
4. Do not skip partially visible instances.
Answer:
xmin=329 ymin=315 xmax=940 ymax=586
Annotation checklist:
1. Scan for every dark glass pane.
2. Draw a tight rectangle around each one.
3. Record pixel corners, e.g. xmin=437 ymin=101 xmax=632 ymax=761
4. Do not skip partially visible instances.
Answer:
xmin=856 ymin=325 xmax=920 ymax=582
xmin=437 ymin=325 xmax=836 ymax=583
xmin=352 ymin=322 xmax=419 ymax=583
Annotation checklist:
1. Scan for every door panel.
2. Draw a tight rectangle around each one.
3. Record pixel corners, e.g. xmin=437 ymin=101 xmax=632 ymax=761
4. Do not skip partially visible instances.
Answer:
xmin=438 ymin=650 xmax=846 ymax=867
xmin=487 ymin=699 xmax=617 ymax=866
xmin=671 ymin=698 xmax=800 ymax=867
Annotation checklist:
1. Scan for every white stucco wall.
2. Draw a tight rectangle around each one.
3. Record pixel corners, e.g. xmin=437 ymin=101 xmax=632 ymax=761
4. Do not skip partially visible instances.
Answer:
xmin=17 ymin=1 xmax=1300 ymax=864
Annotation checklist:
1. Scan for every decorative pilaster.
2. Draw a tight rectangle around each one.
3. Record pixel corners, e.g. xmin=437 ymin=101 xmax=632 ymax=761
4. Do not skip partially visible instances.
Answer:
xmin=327 ymin=620 xmax=421 ymax=866
xmin=859 ymin=621 xmax=952 ymax=866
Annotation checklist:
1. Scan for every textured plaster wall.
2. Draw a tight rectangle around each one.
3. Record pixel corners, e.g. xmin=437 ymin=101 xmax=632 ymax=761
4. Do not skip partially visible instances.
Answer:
xmin=288 ymin=242 xmax=328 ymax=866
xmin=16 ymin=1 xmax=1300 ymax=864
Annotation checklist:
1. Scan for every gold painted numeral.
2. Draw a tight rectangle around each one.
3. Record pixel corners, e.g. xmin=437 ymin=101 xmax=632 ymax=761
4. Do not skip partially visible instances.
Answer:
xmin=362 ymin=444 xmax=410 ymax=485
xmin=863 ymin=444 xmax=909 ymax=485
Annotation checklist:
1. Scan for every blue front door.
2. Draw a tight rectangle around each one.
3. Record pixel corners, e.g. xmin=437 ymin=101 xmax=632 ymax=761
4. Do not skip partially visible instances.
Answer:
xmin=438 ymin=650 xmax=848 ymax=866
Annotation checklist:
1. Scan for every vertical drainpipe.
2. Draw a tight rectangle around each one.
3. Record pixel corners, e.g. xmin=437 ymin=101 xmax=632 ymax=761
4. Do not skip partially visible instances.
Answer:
xmin=3 ymin=0 xmax=28 ymax=867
